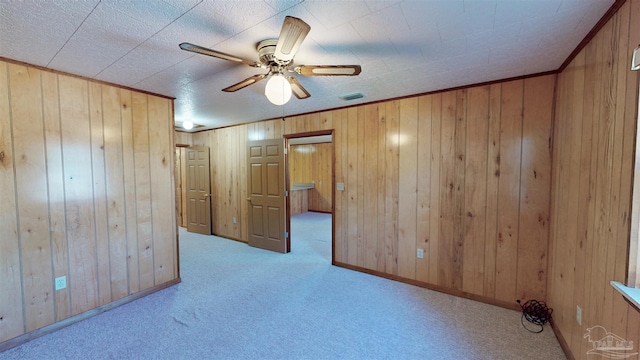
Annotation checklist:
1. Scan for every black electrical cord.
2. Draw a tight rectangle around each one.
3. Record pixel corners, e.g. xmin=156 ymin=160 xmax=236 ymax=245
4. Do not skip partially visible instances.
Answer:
xmin=517 ymin=299 xmax=553 ymax=333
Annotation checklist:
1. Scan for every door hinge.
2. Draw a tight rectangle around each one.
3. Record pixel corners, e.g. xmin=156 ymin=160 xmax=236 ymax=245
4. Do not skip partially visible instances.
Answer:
xmin=285 ymin=231 xmax=289 ymax=239
xmin=285 ymin=190 xmax=288 ymax=197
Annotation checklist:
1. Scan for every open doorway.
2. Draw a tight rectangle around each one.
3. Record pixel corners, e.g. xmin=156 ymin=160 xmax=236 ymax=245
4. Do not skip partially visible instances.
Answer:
xmin=285 ymin=131 xmax=334 ymax=263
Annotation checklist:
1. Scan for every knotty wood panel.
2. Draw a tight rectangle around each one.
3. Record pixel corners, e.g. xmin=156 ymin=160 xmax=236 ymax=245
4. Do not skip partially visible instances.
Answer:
xmin=0 ymin=59 xmax=177 ymax=346
xmin=59 ymin=75 xmax=99 ymax=315
xmin=103 ymin=85 xmax=128 ymax=301
xmin=132 ymin=92 xmax=155 ymax=291
xmin=41 ymin=71 xmax=70 ymax=321
xmin=0 ymin=62 xmax=26 ymax=342
xmin=463 ymin=86 xmax=489 ymax=296
xmin=195 ymin=74 xmax=555 ymax=309
xmin=548 ymin=1 xmax=640 ymax=359
xmin=398 ymin=98 xmax=418 ymax=279
xmin=9 ymin=64 xmax=54 ymax=332
xmin=148 ymin=96 xmax=176 ymax=285
xmin=289 ymin=143 xmax=332 ymax=213
xmin=88 ymin=82 xmax=110 ymax=307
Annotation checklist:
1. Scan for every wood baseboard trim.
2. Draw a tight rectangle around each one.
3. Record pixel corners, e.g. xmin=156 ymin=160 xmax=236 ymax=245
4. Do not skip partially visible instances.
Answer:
xmin=0 ymin=278 xmax=181 ymax=353
xmin=333 ymin=261 xmax=521 ymax=311
xmin=549 ymin=319 xmax=575 ymax=360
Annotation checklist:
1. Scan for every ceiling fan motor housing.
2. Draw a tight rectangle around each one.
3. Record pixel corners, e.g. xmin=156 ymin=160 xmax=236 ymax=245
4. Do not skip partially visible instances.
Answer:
xmin=258 ymin=39 xmax=281 ymax=66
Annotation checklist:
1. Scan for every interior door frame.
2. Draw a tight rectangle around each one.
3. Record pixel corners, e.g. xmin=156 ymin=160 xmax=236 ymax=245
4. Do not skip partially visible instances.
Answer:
xmin=284 ymin=130 xmax=335 ymax=263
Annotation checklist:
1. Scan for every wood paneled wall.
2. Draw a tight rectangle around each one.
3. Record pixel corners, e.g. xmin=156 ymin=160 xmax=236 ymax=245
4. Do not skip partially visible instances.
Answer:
xmin=174 ymin=130 xmax=192 ymax=146
xmin=192 ymin=75 xmax=554 ymax=306
xmin=548 ymin=1 xmax=640 ymax=358
xmin=0 ymin=60 xmax=178 ymax=345
xmin=290 ymin=143 xmax=332 ymax=212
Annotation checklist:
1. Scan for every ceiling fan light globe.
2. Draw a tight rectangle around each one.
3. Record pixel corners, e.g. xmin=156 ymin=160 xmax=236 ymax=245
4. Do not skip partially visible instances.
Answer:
xmin=183 ymin=121 xmax=194 ymax=130
xmin=265 ymin=74 xmax=292 ymax=105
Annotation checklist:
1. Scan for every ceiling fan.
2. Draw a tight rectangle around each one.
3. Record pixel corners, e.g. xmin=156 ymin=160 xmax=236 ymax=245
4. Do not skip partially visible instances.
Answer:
xmin=179 ymin=16 xmax=362 ymax=105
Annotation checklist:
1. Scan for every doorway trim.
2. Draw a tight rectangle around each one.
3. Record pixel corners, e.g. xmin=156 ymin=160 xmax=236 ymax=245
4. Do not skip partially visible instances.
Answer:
xmin=284 ymin=130 xmax=335 ymax=264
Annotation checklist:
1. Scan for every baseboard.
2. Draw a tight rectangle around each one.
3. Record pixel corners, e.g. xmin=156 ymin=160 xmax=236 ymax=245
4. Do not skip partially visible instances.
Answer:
xmin=333 ymin=261 xmax=522 ymax=312
xmin=549 ymin=319 xmax=575 ymax=360
xmin=0 ymin=278 xmax=181 ymax=353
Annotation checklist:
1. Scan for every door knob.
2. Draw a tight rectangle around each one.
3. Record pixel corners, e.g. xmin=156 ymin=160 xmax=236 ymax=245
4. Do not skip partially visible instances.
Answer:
xmin=203 ymin=193 xmax=211 ymax=197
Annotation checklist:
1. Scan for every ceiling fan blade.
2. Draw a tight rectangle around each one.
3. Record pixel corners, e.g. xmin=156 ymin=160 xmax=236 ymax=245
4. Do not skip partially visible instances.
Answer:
xmin=222 ymin=74 xmax=268 ymax=92
xmin=274 ymin=16 xmax=311 ymax=63
xmin=287 ymin=77 xmax=310 ymax=99
xmin=179 ymin=42 xmax=259 ymax=67
xmin=295 ymin=65 xmax=362 ymax=76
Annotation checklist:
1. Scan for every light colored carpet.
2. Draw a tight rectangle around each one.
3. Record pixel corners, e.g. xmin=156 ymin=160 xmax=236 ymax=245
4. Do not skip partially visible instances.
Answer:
xmin=0 ymin=212 xmax=566 ymax=359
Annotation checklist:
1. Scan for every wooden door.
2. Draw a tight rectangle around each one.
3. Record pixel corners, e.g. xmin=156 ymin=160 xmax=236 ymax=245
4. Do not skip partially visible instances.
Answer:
xmin=186 ymin=146 xmax=211 ymax=235
xmin=247 ymin=139 xmax=288 ymax=253
xmin=175 ymin=148 xmax=182 ymax=226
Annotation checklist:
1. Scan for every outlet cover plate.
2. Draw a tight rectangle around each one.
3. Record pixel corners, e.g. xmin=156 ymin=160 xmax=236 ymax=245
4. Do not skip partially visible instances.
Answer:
xmin=55 ymin=276 xmax=66 ymax=291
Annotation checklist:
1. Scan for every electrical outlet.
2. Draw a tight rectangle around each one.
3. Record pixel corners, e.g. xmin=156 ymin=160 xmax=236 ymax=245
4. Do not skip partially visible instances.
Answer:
xmin=417 ymin=248 xmax=424 ymax=259
xmin=576 ymin=305 xmax=582 ymax=326
xmin=55 ymin=276 xmax=66 ymax=291
xmin=233 ymin=217 xmax=237 ymax=224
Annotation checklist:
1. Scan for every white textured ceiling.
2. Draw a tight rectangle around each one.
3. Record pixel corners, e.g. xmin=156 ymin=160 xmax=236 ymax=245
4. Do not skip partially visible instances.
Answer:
xmin=0 ymin=0 xmax=614 ymax=131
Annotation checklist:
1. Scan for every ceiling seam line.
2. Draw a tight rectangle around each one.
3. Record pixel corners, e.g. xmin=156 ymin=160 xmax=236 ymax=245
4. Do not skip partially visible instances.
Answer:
xmin=94 ymin=0 xmax=205 ymax=78
xmin=46 ymin=0 xmax=101 ymax=68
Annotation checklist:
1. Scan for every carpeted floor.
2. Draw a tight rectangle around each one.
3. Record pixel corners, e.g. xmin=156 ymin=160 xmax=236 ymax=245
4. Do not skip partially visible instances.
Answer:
xmin=0 ymin=212 xmax=566 ymax=359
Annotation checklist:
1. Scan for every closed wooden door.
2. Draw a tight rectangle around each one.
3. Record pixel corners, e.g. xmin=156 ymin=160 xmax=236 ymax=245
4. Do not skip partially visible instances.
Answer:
xmin=186 ymin=146 xmax=211 ymax=235
xmin=175 ymin=148 xmax=182 ymax=226
xmin=247 ymin=139 xmax=288 ymax=253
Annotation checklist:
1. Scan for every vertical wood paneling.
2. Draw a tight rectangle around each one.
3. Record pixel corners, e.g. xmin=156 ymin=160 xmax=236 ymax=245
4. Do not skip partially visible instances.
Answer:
xmin=356 ymin=107 xmax=365 ymax=267
xmin=335 ymin=109 xmax=348 ymax=263
xmin=289 ymin=143 xmax=332 ymax=213
xmin=103 ymin=85 xmax=128 ymax=301
xmin=416 ymin=96 xmax=431 ymax=283
xmin=191 ymin=69 xmax=555 ymax=317
xmin=439 ymin=91 xmax=456 ymax=287
xmin=398 ymin=98 xmax=418 ymax=279
xmin=609 ymin=1 xmax=633 ymax=340
xmin=494 ymin=80 xmax=523 ymax=302
xmin=428 ymin=94 xmax=442 ymax=285
xmin=132 ymin=92 xmax=154 ymax=291
xmin=148 ymin=96 xmax=175 ymax=285
xmin=571 ymin=45 xmax=595 ymax=356
xmin=0 ymin=62 xmax=25 ymax=342
xmin=463 ymin=86 xmax=489 ymax=296
xmin=376 ymin=104 xmax=387 ymax=271
xmin=384 ymin=101 xmax=399 ymax=274
xmin=0 ymin=59 xmax=177 ymax=346
xmin=516 ymin=76 xmax=554 ymax=301
xmin=174 ymin=131 xmax=192 ymax=146
xmin=483 ymin=84 xmax=501 ymax=298
xmin=9 ymin=65 xmax=55 ymax=332
xmin=121 ymin=90 xmax=139 ymax=295
xmin=549 ymin=1 xmax=640 ymax=359
xmin=347 ymin=107 xmax=359 ymax=266
xmin=88 ymin=82 xmax=110 ymax=307
xmin=59 ymin=75 xmax=99 ymax=315
xmin=452 ymin=90 xmax=466 ymax=290
xmin=41 ymin=71 xmax=70 ymax=321
xmin=364 ymin=105 xmax=379 ymax=269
